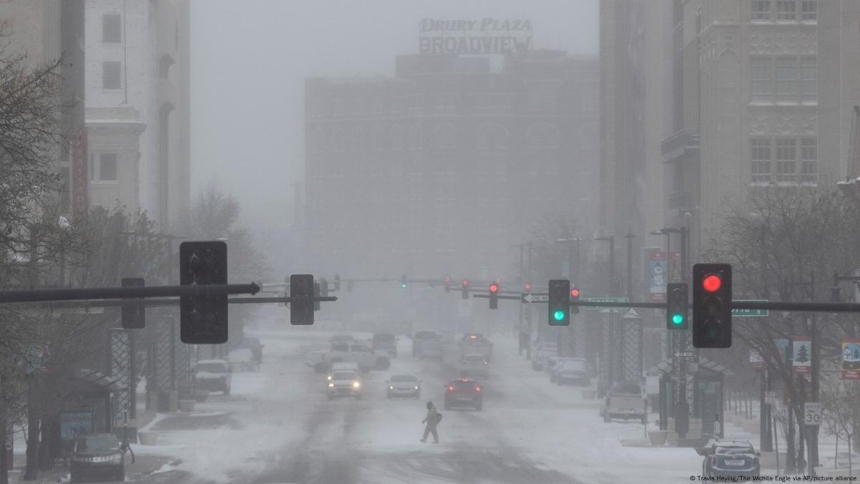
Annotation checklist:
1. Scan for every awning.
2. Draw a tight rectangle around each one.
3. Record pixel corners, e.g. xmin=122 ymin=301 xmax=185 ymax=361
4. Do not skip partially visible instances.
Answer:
xmin=649 ymin=356 xmax=734 ymax=377
xmin=74 ymin=368 xmax=119 ymax=389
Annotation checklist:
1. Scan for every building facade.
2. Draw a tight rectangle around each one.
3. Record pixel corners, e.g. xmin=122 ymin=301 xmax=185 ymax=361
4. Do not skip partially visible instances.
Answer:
xmin=304 ymin=51 xmax=599 ymax=281
xmin=663 ymin=0 xmax=860 ymax=263
xmin=84 ymin=0 xmax=191 ymax=231
xmin=0 ymin=0 xmax=86 ymax=216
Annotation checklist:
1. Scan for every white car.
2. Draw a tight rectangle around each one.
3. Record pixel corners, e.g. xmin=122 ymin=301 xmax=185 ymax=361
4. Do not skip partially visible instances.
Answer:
xmin=193 ymin=359 xmax=232 ymax=395
xmin=228 ymin=348 xmax=258 ymax=372
xmin=328 ymin=369 xmax=363 ymax=400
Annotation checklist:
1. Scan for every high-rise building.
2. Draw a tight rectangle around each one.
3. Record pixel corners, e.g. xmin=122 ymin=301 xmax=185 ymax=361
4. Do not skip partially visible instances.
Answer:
xmin=304 ymin=50 xmax=599 ymax=280
xmin=84 ymin=0 xmax=191 ymax=231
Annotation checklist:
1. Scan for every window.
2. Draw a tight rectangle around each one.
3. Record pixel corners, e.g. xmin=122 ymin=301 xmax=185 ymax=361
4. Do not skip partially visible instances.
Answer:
xmin=752 ymin=0 xmax=771 ymax=20
xmin=94 ymin=153 xmax=118 ymax=182
xmin=775 ymin=138 xmax=797 ymax=182
xmin=750 ymin=57 xmax=772 ymax=102
xmin=751 ymin=138 xmax=771 ymax=183
xmin=801 ymin=0 xmax=817 ymax=20
xmin=752 ymin=56 xmax=816 ymax=104
xmin=102 ymin=14 xmax=121 ymax=43
xmin=775 ymin=57 xmax=796 ymax=102
xmin=776 ymin=0 xmax=796 ymax=20
xmin=800 ymin=137 xmax=817 ymax=183
xmin=800 ymin=57 xmax=817 ymax=103
xmin=102 ymin=61 xmax=121 ymax=90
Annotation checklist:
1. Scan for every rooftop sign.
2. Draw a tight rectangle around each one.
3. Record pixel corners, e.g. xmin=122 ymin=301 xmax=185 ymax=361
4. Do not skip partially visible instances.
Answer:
xmin=419 ymin=18 xmax=532 ymax=55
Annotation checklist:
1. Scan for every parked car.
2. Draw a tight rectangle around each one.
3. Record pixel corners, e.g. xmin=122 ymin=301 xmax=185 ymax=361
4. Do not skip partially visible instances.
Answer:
xmin=460 ymin=334 xmax=493 ymax=362
xmin=386 ymin=374 xmax=421 ymax=399
xmin=531 ymin=346 xmax=557 ymax=371
xmin=459 ymin=353 xmax=489 ymax=379
xmin=238 ymin=337 xmax=264 ymax=363
xmin=418 ymin=339 xmax=443 ymax=359
xmin=412 ymin=331 xmax=439 ymax=356
xmin=70 ymin=433 xmax=128 ymax=483
xmin=228 ymin=348 xmax=258 ymax=372
xmin=551 ymin=358 xmax=590 ymax=386
xmin=698 ymin=440 xmax=760 ymax=480
xmin=327 ymin=369 xmax=363 ymax=400
xmin=371 ymin=333 xmax=398 ymax=358
xmin=193 ymin=359 xmax=231 ymax=395
xmin=444 ymin=378 xmax=483 ymax=411
xmin=600 ymin=382 xmax=647 ymax=424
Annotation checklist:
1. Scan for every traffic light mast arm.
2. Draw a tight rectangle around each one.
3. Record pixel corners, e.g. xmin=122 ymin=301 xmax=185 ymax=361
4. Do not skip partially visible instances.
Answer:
xmin=0 ymin=283 xmax=261 ymax=304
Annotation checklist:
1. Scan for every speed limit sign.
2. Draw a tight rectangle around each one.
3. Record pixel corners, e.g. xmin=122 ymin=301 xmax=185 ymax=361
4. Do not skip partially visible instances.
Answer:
xmin=804 ymin=403 xmax=822 ymax=426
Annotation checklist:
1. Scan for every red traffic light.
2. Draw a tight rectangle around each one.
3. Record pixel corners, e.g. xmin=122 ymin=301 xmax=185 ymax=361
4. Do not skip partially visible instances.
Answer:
xmin=524 ymin=282 xmax=532 ymax=291
xmin=489 ymin=283 xmax=499 ymax=293
xmin=702 ymin=274 xmax=722 ymax=293
xmin=444 ymin=276 xmax=451 ymax=284
xmin=570 ymin=288 xmax=580 ymax=298
xmin=461 ymin=279 xmax=469 ymax=287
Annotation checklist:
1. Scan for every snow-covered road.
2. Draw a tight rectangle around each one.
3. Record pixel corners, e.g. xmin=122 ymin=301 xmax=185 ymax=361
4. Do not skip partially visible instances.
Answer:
xmin=133 ymin=327 xmax=703 ymax=484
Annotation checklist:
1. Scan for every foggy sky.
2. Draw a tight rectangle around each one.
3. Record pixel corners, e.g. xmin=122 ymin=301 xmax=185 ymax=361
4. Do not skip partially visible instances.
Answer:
xmin=190 ymin=0 xmax=599 ymax=231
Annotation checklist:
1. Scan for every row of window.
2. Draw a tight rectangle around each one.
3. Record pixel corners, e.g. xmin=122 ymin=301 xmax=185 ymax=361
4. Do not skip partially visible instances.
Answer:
xmin=308 ymin=123 xmax=562 ymax=153
xmin=751 ymin=136 xmax=816 ymax=184
xmin=751 ymin=0 xmax=817 ymax=21
xmin=750 ymin=56 xmax=816 ymax=104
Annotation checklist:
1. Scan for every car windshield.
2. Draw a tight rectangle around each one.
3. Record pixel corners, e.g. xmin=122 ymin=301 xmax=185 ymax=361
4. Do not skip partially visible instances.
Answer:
xmin=14 ymin=2 xmax=854 ymax=482
xmin=332 ymin=372 xmax=356 ymax=381
xmin=390 ymin=375 xmax=416 ymax=382
xmin=76 ymin=436 xmax=119 ymax=452
xmin=452 ymin=380 xmax=478 ymax=389
xmin=716 ymin=446 xmax=754 ymax=455
xmin=196 ymin=363 xmax=226 ymax=373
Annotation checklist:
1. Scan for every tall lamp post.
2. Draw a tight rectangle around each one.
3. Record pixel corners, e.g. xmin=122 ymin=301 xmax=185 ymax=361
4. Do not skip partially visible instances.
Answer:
xmin=594 ymin=235 xmax=616 ymax=395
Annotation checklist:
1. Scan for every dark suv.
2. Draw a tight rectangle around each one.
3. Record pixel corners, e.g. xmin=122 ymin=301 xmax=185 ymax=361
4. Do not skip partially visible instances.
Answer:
xmin=444 ymin=379 xmax=483 ymax=411
xmin=372 ymin=333 xmax=397 ymax=358
xmin=70 ymin=433 xmax=128 ymax=482
xmin=699 ymin=440 xmax=760 ymax=481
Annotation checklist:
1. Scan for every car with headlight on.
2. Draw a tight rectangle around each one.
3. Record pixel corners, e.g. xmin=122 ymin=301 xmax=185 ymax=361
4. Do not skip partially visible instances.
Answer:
xmin=386 ymin=374 xmax=421 ymax=399
xmin=193 ymin=359 xmax=232 ymax=395
xmin=328 ymin=369 xmax=363 ymax=400
xmin=699 ymin=440 xmax=760 ymax=481
xmin=70 ymin=433 xmax=127 ymax=482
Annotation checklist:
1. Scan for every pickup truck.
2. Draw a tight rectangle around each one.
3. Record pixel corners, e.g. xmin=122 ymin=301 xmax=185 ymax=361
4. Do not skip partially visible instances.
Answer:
xmin=600 ymin=382 xmax=648 ymax=424
xmin=306 ymin=342 xmax=384 ymax=373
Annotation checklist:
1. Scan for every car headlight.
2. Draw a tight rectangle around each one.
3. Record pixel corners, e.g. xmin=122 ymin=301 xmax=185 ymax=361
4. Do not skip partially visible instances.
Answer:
xmin=353 ymin=381 xmax=360 ymax=388
xmin=389 ymin=386 xmax=394 ymax=390
xmin=328 ymin=382 xmax=334 ymax=388
xmin=327 ymin=375 xmax=332 ymax=380
xmin=110 ymin=454 xmax=122 ymax=464
xmin=414 ymin=386 xmax=419 ymax=390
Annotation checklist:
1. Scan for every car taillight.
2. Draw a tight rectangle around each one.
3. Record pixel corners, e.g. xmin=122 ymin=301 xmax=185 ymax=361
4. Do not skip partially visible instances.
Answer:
xmin=475 ymin=386 xmax=481 ymax=392
xmin=448 ymin=385 xmax=454 ymax=391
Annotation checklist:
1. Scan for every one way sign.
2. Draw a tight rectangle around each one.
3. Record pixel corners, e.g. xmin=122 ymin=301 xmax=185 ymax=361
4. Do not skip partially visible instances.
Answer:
xmin=521 ymin=293 xmax=549 ymax=303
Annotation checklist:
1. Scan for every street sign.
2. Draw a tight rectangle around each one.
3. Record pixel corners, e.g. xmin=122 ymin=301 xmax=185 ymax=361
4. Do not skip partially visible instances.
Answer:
xmin=804 ymin=402 xmax=822 ymax=426
xmin=581 ymin=297 xmax=629 ymax=310
xmin=732 ymin=300 xmax=769 ymax=317
xmin=521 ymin=293 xmax=549 ymax=304
xmin=765 ymin=391 xmax=777 ymax=405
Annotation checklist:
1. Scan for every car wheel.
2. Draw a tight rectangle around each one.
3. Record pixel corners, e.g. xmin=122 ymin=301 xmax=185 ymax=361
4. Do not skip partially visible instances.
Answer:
xmin=328 ymin=394 xmax=334 ymax=400
xmin=475 ymin=403 xmax=483 ymax=411
xmin=355 ymin=394 xmax=362 ymax=400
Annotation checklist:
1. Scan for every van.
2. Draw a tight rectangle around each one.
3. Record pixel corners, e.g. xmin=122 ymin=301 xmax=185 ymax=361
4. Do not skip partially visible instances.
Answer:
xmin=327 ymin=362 xmax=360 ymax=381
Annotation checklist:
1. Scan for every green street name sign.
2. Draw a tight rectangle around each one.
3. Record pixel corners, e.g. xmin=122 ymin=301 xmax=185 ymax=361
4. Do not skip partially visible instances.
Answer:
xmin=732 ymin=299 xmax=769 ymax=317
xmin=581 ymin=297 xmax=629 ymax=311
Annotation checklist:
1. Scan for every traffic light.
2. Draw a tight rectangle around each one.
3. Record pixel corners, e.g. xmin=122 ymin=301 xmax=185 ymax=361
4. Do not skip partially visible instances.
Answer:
xmin=666 ymin=282 xmax=688 ymax=330
xmin=461 ymin=279 xmax=469 ymax=300
xmin=401 ymin=275 xmax=407 ymax=288
xmin=489 ymin=283 xmax=499 ymax=310
xmin=180 ymin=241 xmax=228 ymax=344
xmin=693 ymin=263 xmax=732 ymax=348
xmin=523 ymin=282 xmax=532 ymax=292
xmin=290 ymin=274 xmax=314 ymax=325
xmin=121 ymin=277 xmax=145 ymax=329
xmin=569 ymin=285 xmax=580 ymax=314
xmin=548 ymin=279 xmax=570 ymax=326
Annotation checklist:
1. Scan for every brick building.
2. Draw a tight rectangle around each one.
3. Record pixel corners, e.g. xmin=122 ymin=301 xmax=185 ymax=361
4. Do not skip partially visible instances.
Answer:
xmin=304 ymin=50 xmax=599 ymax=280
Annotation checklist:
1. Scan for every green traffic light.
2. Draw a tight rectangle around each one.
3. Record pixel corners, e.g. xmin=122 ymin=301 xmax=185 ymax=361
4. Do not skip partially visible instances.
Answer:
xmin=672 ymin=314 xmax=684 ymax=325
xmin=401 ymin=283 xmax=407 ymax=288
xmin=553 ymin=310 xmax=565 ymax=321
